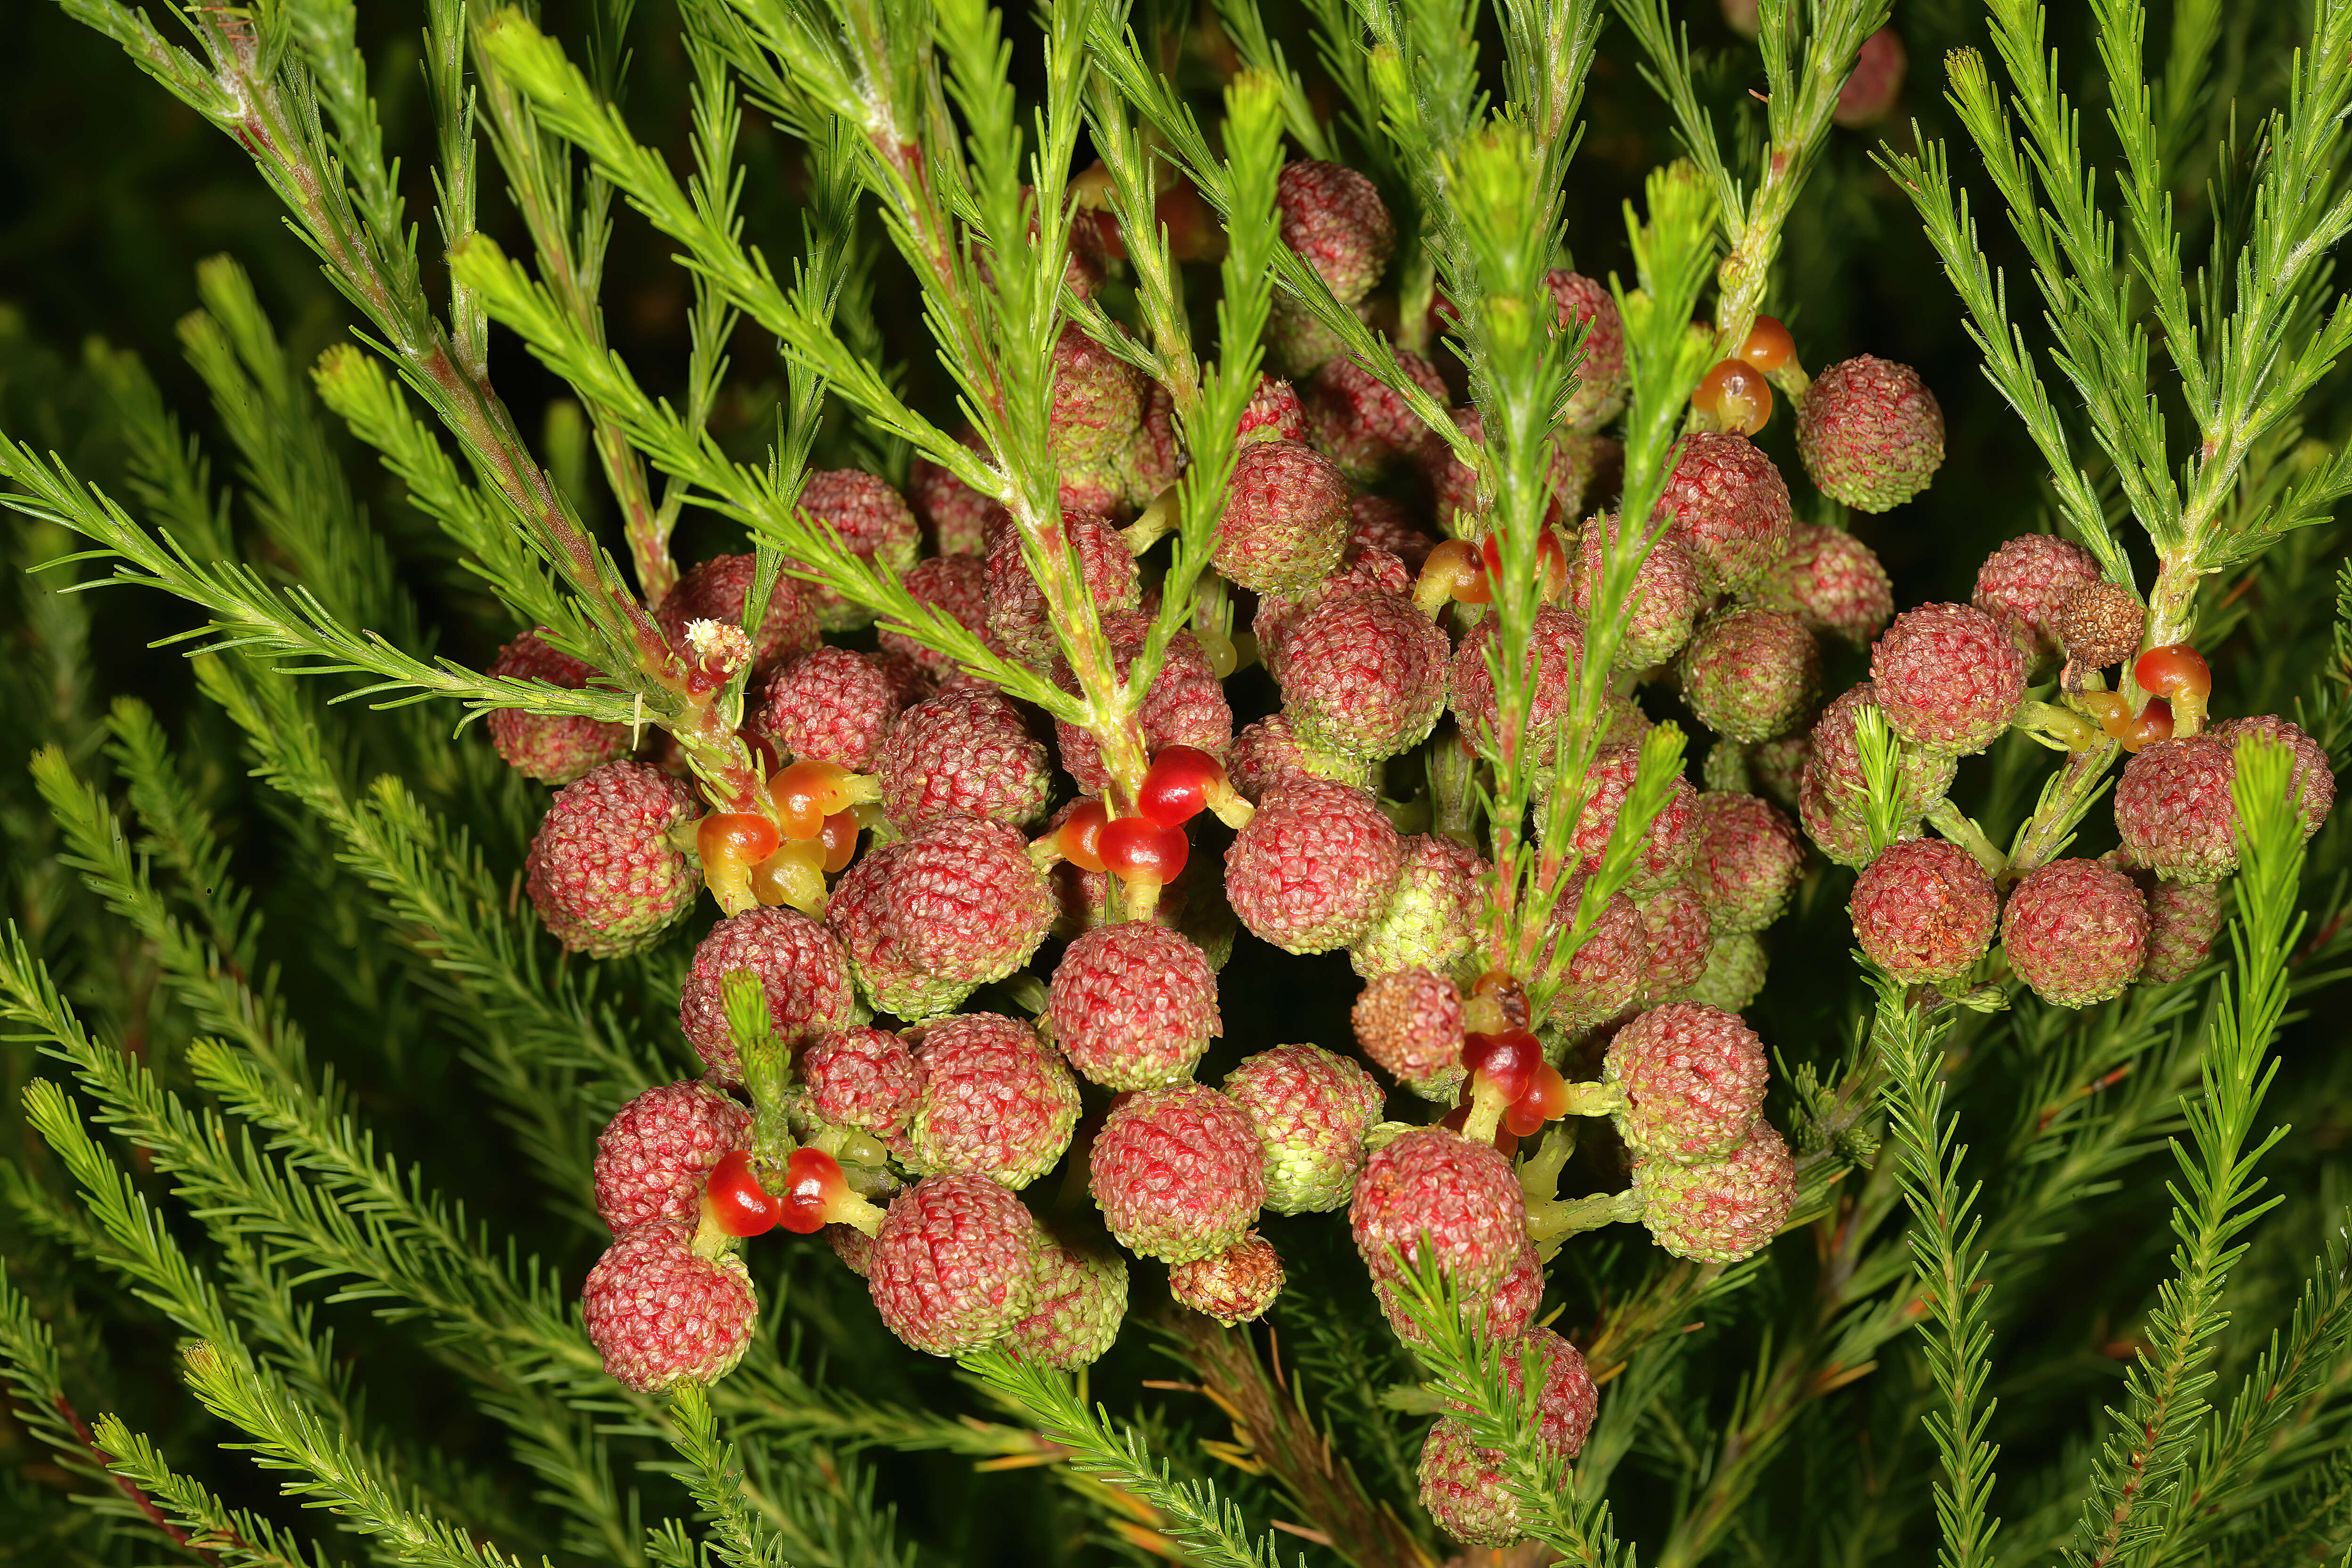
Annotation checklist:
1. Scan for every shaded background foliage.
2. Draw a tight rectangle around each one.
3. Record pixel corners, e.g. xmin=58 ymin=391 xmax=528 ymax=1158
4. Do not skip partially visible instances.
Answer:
xmin=2 ymin=2 xmax=2351 ymax=1566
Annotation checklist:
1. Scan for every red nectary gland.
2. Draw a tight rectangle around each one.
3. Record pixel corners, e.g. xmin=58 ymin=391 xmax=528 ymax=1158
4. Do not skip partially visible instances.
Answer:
xmin=779 ymin=1147 xmax=847 ymax=1234
xmin=706 ymin=1150 xmax=782 ymax=1236
xmin=1101 ymin=816 xmax=1190 ymax=882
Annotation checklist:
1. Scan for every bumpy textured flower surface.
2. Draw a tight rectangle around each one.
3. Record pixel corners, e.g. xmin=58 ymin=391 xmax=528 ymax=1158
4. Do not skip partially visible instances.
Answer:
xmin=876 ymin=687 xmax=1052 ymax=831
xmin=1755 ymin=522 xmax=1894 ymax=648
xmin=1225 ymin=779 xmax=1404 ymax=953
xmin=1605 ymin=1003 xmax=1769 ymax=1162
xmin=1352 ymin=966 xmax=1468 ymax=1094
xmin=904 ymin=1013 xmax=1080 ymax=1188
xmin=1223 ymin=1044 xmax=1386 ymax=1215
xmin=678 ymin=907 xmax=859 ymax=1079
xmin=885 ymin=813 xmax=1056 ymax=985
xmin=1449 ymin=608 xmax=1584 ymax=762
xmin=792 ymin=468 xmax=921 ymax=630
xmin=1000 ymin=1241 xmax=1128 ymax=1369
xmin=1534 ymin=882 xmax=1649 ymax=1031
xmin=486 ymin=630 xmax=631 ymax=783
xmin=1571 ymin=513 xmax=1704 ymax=670
xmin=1276 ymin=158 xmax=1396 ymax=305
xmin=1808 ymin=682 xmax=1958 ymax=816
xmin=2054 ymin=582 xmax=2144 ymax=669
xmin=1688 ymin=791 xmax=1806 ymax=933
xmin=1634 ymin=885 xmax=1714 ymax=998
xmin=524 ymin=761 xmax=700 ymax=958
xmin=1658 ymin=433 xmax=1793 ymax=593
xmin=983 ymin=509 xmax=1140 ymax=663
xmin=1350 ymin=834 xmax=1486 ymax=979
xmin=1426 ymin=406 xmax=1611 ymax=532
xmin=882 ymin=554 xmax=992 ymax=678
xmin=1971 ymin=534 xmax=2102 ymax=662
xmin=1090 ymin=1084 xmax=1267 ymax=1263
xmin=831 ymin=846 xmax=979 ymax=1020
xmin=1168 ymin=1233 xmax=1286 ymax=1325
xmin=1278 ymin=588 xmax=1451 ymax=760
xmin=1681 ymin=606 xmax=1821 ymax=743
xmin=1350 ymin=1127 xmax=1526 ymax=1299
xmin=1796 ymin=355 xmax=1944 ymax=512
xmin=804 ymin=1026 xmax=921 ymax=1136
xmin=1045 ymin=324 xmax=1146 ymax=466
xmin=2114 ymin=736 xmax=2242 ymax=883
xmin=1416 ymin=1329 xmax=1599 ymax=1547
xmin=868 ymin=1173 xmax=1043 ymax=1356
xmin=583 ymin=1218 xmax=758 ymax=1392
xmin=2141 ymin=877 xmax=2225 ymax=982
xmin=1850 ymin=838 xmax=1998 ymax=983
xmin=2001 ymin=858 xmax=2149 ymax=1007
xmin=1305 ymin=348 xmax=1447 ymax=479
xmin=1672 ymin=930 xmax=1769 ymax=1012
xmin=1550 ymin=269 xmax=1629 ymax=428
xmin=1216 ymin=439 xmax=1353 ymax=595
xmin=2213 ymin=716 xmax=2337 ymax=841
xmin=1046 ymin=923 xmax=1222 ymax=1090
xmin=753 ymin=647 xmax=902 ymax=772
xmin=1227 ymin=712 xmax=1375 ymax=800
xmin=1564 ymin=742 xmax=1698 ymax=891
xmin=1871 ymin=603 xmax=2028 ymax=754
xmin=1635 ymin=1121 xmax=1797 ymax=1263
xmin=592 ymin=1082 xmax=751 ymax=1232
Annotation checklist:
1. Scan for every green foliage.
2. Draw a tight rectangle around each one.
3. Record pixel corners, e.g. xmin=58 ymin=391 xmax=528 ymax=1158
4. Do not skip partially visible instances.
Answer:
xmin=6 ymin=2 xmax=2352 ymax=1567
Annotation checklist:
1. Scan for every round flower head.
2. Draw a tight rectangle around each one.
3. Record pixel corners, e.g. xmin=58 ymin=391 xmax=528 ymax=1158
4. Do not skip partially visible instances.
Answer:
xmin=1535 ymin=882 xmax=1650 ymax=1032
xmin=1350 ymin=834 xmax=1486 ymax=980
xmin=1797 ymin=355 xmax=1944 ymax=512
xmin=1276 ymin=159 xmax=1396 ymax=306
xmin=1169 ymin=1233 xmax=1286 ymax=1326
xmin=1604 ymin=1003 xmax=1769 ymax=1163
xmin=1351 ymin=1127 xmax=1527 ymax=1301
xmin=1755 ymin=522 xmax=1895 ymax=648
xmin=1117 ymin=382 xmax=1181 ymax=509
xmin=1089 ymin=1083 xmax=1267 ymax=1263
xmin=524 ymin=761 xmax=700 ymax=958
xmin=1808 ymin=682 xmax=1959 ymax=820
xmin=1870 ymin=603 xmax=2028 ymax=754
xmin=1550 ymin=269 xmax=1629 ymax=429
xmin=1681 ymin=606 xmax=1821 ymax=743
xmin=1349 ymin=493 xmax=1437 ymax=572
xmin=868 ymin=1173 xmax=1043 ymax=1356
xmin=1834 ymin=24 xmax=1908 ymax=127
xmin=486 ymin=630 xmax=631 ymax=784
xmin=1425 ymin=406 xmax=1614 ymax=533
xmin=1635 ymin=1121 xmax=1797 ymax=1263
xmin=1562 ymin=743 xmax=1698 ymax=893
xmin=1046 ymin=323 xmax=1146 ymax=467
xmin=1228 ymin=712 xmax=1375 ymax=801
xmin=1223 ymin=1044 xmax=1387 ymax=1215
xmin=1238 ymin=375 xmax=1310 ymax=446
xmin=792 ymin=469 xmax=920 ymax=630
xmin=1972 ymin=534 xmax=2103 ymax=664
xmin=1277 ymin=588 xmax=1452 ymax=761
xmin=2212 ymin=716 xmax=2337 ymax=841
xmin=1001 ymin=1241 xmax=1128 ymax=1370
xmin=984 ymin=508 xmax=1141 ymax=664
xmin=2112 ymin=721 xmax=2335 ymax=885
xmin=2002 ymin=858 xmax=2149 ymax=1007
xmin=876 ymin=687 xmax=1052 ymax=832
xmin=1634 ymin=884 xmax=1714 ymax=998
xmin=2141 ymin=877 xmax=2225 ymax=982
xmin=1352 ymin=966 xmax=1467 ymax=1099
xmin=1225 ymin=780 xmax=1404 ymax=954
xmin=1046 ymin=923 xmax=1222 ymax=1091
xmin=903 ymin=1013 xmax=1080 ymax=1189
xmin=583 ymin=1218 xmax=758 ymax=1392
xmin=1850 ymin=838 xmax=1998 ymax=983
xmin=1657 ymin=433 xmax=1794 ymax=594
xmin=1449 ymin=607 xmax=1584 ymax=765
xmin=1416 ymin=1327 xmax=1600 ymax=1548
xmin=1688 ymin=791 xmax=1806 ymax=934
xmin=658 ymin=553 xmax=818 ymax=674
xmin=883 ymin=813 xmax=1056 ymax=985
xmin=679 ymin=907 xmax=859 ymax=1079
xmin=803 ymin=1025 xmax=921 ymax=1136
xmin=1216 ymin=439 xmax=1353 ymax=596
xmin=1253 ymin=546 xmax=1413 ymax=683
xmin=829 ymin=845 xmax=979 ymax=1021
xmin=881 ymin=554 xmax=991 ymax=679
xmin=1571 ymin=513 xmax=1705 ymax=670
xmin=1797 ymin=763 xmax=1876 ymax=871
xmin=592 ymin=1081 xmax=751 ymax=1232
xmin=753 ymin=647 xmax=902 ymax=772
xmin=1672 ymin=929 xmax=1769 ymax=1013
xmin=1305 ymin=348 xmax=1448 ymax=481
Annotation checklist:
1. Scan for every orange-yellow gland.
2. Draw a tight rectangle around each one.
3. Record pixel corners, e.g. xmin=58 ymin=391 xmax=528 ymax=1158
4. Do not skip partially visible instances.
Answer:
xmin=1414 ymin=538 xmax=1490 ymax=613
xmin=1479 ymin=526 xmax=1569 ymax=604
xmin=818 ymin=810 xmax=860 ymax=874
xmin=750 ymin=836 xmax=828 ymax=912
xmin=775 ymin=760 xmax=866 ymax=839
xmin=697 ymin=811 xmax=781 ymax=874
xmin=2134 ymin=644 xmax=2212 ymax=702
xmin=1737 ymin=315 xmax=1796 ymax=373
xmin=2114 ymin=698 xmax=2174 ymax=754
xmin=1055 ymin=799 xmax=1111 ymax=874
xmin=1695 ymin=359 xmax=1773 ymax=435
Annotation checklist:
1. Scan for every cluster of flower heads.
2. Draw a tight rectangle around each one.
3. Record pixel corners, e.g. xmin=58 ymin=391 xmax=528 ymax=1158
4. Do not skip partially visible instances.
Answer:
xmin=492 ymin=149 xmax=2317 ymax=1551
